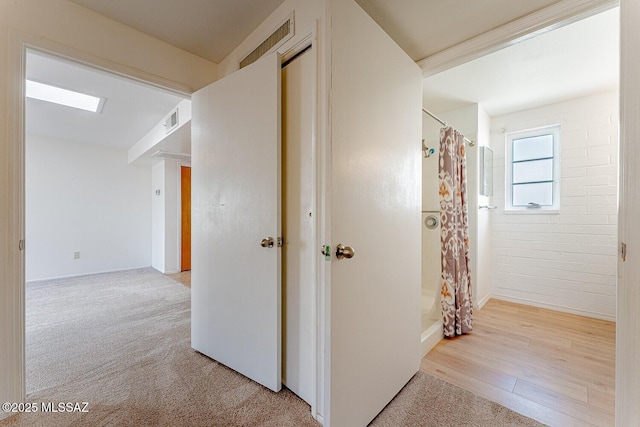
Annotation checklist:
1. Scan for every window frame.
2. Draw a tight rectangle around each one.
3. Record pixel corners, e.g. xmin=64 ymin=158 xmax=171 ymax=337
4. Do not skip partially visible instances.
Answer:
xmin=505 ymin=124 xmax=561 ymax=213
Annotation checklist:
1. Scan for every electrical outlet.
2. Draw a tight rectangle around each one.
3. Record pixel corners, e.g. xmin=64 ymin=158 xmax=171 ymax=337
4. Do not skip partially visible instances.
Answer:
xmin=74 ymin=252 xmax=80 ymax=260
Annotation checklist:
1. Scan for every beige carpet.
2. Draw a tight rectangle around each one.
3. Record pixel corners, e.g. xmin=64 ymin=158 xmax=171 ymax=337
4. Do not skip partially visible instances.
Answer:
xmin=0 ymin=268 xmax=545 ymax=426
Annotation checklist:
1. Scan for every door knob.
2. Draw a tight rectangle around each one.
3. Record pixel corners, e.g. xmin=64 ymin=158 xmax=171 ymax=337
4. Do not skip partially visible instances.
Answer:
xmin=261 ymin=237 xmax=274 ymax=248
xmin=336 ymin=244 xmax=355 ymax=259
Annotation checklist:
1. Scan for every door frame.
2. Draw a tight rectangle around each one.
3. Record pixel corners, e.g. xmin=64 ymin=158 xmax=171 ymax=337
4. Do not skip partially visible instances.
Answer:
xmin=260 ymin=33 xmax=323 ymax=419
xmin=281 ymin=35 xmax=323 ymax=419
xmin=7 ymin=32 xmax=193 ymax=403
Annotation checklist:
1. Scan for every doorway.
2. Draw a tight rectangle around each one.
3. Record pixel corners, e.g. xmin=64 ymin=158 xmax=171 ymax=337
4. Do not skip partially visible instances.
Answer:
xmin=24 ymin=48 xmax=187 ymax=394
xmin=420 ymin=7 xmax=619 ymax=424
xmin=422 ymin=6 xmax=619 ymax=325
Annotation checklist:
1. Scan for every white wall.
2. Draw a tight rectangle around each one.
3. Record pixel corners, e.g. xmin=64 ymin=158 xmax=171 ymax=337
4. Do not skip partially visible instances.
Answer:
xmin=128 ymin=99 xmax=192 ymax=164
xmin=490 ymin=91 xmax=618 ymax=320
xmin=151 ymin=162 xmax=165 ymax=271
xmin=151 ymin=159 xmax=180 ymax=274
xmin=476 ymin=106 xmax=492 ymax=308
xmin=216 ymin=0 xmax=325 ymax=78
xmin=25 ymin=135 xmax=151 ymax=281
xmin=165 ymin=162 xmax=179 ymax=273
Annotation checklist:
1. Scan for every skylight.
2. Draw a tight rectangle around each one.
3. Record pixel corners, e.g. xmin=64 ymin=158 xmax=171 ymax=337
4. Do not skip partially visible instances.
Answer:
xmin=25 ymin=80 xmax=103 ymax=113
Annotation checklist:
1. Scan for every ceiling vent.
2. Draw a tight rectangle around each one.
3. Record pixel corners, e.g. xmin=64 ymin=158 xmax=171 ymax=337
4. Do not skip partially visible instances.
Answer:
xmin=150 ymin=150 xmax=191 ymax=161
xmin=240 ymin=14 xmax=294 ymax=69
xmin=164 ymin=109 xmax=179 ymax=134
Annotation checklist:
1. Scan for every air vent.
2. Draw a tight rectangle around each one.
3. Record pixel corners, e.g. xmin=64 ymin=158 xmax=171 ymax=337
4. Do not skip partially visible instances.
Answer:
xmin=240 ymin=15 xmax=294 ymax=69
xmin=151 ymin=150 xmax=191 ymax=161
xmin=164 ymin=109 xmax=179 ymax=134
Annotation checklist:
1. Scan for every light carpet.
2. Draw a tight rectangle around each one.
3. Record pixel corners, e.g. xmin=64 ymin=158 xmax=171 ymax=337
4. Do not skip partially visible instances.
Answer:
xmin=0 ymin=268 xmax=545 ymax=426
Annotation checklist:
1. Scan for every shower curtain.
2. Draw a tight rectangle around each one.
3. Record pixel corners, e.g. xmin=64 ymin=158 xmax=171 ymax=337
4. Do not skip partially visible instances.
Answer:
xmin=439 ymin=126 xmax=473 ymax=337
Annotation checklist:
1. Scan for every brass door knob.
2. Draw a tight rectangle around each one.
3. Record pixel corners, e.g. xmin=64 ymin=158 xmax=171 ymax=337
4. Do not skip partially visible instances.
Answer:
xmin=336 ymin=244 xmax=355 ymax=259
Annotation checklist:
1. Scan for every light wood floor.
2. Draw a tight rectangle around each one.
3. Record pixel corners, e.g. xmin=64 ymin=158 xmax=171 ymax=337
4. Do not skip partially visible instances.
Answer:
xmin=169 ymin=271 xmax=191 ymax=288
xmin=421 ymin=299 xmax=615 ymax=427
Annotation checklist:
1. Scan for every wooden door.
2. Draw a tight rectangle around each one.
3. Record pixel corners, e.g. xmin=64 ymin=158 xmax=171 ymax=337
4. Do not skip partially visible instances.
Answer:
xmin=181 ymin=166 xmax=191 ymax=272
xmin=191 ymin=53 xmax=282 ymax=392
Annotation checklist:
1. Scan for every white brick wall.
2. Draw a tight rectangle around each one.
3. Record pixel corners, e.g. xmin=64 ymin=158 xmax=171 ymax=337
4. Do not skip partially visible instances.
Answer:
xmin=490 ymin=91 xmax=618 ymax=320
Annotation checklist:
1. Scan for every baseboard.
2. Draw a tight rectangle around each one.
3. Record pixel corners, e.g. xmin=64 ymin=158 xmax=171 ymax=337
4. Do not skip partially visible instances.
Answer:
xmin=26 ymin=266 xmax=153 ymax=284
xmin=421 ymin=321 xmax=444 ymax=358
xmin=314 ymin=413 xmax=324 ymax=425
xmin=476 ymin=293 xmax=491 ymax=310
xmin=490 ymin=293 xmax=616 ymax=322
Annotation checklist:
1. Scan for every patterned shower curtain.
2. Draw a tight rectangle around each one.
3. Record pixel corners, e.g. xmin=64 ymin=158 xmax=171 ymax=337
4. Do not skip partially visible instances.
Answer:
xmin=439 ymin=126 xmax=473 ymax=337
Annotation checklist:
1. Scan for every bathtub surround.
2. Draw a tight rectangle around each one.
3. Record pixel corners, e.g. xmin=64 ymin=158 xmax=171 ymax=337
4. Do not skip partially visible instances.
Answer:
xmin=439 ymin=126 xmax=474 ymax=337
xmin=3 ymin=268 xmax=542 ymax=427
xmin=489 ymin=91 xmax=618 ymax=320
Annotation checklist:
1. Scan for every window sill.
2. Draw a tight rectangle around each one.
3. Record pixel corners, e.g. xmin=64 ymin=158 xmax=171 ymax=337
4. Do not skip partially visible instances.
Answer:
xmin=504 ymin=208 xmax=560 ymax=215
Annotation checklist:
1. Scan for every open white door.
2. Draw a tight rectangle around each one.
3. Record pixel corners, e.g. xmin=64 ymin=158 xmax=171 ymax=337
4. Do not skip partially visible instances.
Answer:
xmin=327 ymin=1 xmax=422 ymax=426
xmin=191 ymin=53 xmax=282 ymax=392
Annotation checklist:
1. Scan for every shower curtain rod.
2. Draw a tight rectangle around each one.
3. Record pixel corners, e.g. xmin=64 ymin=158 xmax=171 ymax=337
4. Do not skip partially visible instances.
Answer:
xmin=422 ymin=108 xmax=475 ymax=147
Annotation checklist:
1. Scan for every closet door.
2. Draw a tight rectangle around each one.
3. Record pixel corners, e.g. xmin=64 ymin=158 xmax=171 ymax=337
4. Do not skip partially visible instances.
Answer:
xmin=191 ymin=53 xmax=282 ymax=392
xmin=282 ymin=48 xmax=315 ymax=405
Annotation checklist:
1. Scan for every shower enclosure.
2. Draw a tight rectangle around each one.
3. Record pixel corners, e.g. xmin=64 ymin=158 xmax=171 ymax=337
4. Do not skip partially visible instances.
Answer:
xmin=421 ymin=132 xmax=444 ymax=356
xmin=421 ymin=210 xmax=444 ymax=356
xmin=421 ymin=108 xmax=479 ymax=355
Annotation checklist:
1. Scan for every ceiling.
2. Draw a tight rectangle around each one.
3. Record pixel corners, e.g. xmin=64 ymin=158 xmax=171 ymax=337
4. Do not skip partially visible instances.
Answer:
xmin=355 ymin=0 xmax=563 ymax=61
xmin=69 ymin=0 xmax=565 ymax=65
xmin=423 ymin=6 xmax=620 ymax=116
xmin=28 ymin=1 xmax=619 ymax=151
xmin=71 ymin=0 xmax=286 ymax=64
xmin=26 ymin=51 xmax=184 ymax=149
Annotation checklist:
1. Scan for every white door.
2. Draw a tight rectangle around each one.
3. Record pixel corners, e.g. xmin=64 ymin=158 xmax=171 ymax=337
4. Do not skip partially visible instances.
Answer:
xmin=327 ymin=1 xmax=423 ymax=426
xmin=282 ymin=48 xmax=315 ymax=405
xmin=191 ymin=53 xmax=282 ymax=392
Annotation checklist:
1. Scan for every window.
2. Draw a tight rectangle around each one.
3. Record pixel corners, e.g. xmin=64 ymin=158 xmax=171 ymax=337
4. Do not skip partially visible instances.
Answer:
xmin=505 ymin=125 xmax=560 ymax=212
